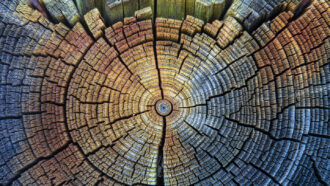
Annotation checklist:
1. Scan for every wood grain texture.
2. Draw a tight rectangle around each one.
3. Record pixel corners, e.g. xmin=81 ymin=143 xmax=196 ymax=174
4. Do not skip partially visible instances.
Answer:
xmin=0 ymin=0 xmax=329 ymax=185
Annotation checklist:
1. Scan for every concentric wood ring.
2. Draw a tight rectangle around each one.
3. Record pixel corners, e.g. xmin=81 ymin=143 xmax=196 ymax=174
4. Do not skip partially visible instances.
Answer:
xmin=0 ymin=0 xmax=329 ymax=185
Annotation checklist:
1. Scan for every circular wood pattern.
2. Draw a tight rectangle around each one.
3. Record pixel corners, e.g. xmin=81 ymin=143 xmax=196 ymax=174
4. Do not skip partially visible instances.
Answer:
xmin=0 ymin=0 xmax=329 ymax=185
xmin=155 ymin=100 xmax=173 ymax=116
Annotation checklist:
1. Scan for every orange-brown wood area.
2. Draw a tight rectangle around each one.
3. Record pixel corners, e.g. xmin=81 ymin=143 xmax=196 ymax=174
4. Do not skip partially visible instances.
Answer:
xmin=0 ymin=0 xmax=329 ymax=185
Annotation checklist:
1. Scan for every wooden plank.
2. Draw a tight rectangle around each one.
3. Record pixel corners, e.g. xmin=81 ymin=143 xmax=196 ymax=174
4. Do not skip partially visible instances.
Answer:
xmin=107 ymin=0 xmax=123 ymax=24
xmin=139 ymin=0 xmax=154 ymax=10
xmin=185 ymin=0 xmax=195 ymax=16
xmin=157 ymin=0 xmax=185 ymax=20
xmin=212 ymin=0 xmax=226 ymax=20
xmin=122 ymin=0 xmax=139 ymax=17
xmin=194 ymin=0 xmax=213 ymax=22
xmin=75 ymin=0 xmax=95 ymax=15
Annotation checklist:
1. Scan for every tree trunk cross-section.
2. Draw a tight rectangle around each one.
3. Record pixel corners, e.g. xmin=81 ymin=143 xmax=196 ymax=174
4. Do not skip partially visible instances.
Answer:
xmin=0 ymin=0 xmax=329 ymax=185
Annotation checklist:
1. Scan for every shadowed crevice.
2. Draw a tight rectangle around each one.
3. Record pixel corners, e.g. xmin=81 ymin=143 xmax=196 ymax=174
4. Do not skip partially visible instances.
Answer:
xmin=156 ymin=117 xmax=166 ymax=185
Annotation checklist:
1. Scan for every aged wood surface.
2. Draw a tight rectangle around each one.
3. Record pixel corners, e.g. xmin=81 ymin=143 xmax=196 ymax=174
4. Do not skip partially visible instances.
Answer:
xmin=0 ymin=0 xmax=329 ymax=185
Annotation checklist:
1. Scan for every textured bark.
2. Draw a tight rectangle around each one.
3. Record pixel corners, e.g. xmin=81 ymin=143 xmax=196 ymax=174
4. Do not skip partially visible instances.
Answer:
xmin=0 ymin=0 xmax=329 ymax=185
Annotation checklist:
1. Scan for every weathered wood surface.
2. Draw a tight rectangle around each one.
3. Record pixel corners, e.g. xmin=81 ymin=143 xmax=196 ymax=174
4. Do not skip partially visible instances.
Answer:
xmin=76 ymin=0 xmax=112 ymax=25
xmin=41 ymin=0 xmax=80 ymax=26
xmin=31 ymin=0 xmax=308 ymax=25
xmin=194 ymin=0 xmax=226 ymax=22
xmin=0 ymin=0 xmax=329 ymax=185
xmin=135 ymin=6 xmax=153 ymax=20
xmin=84 ymin=8 xmax=106 ymax=39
